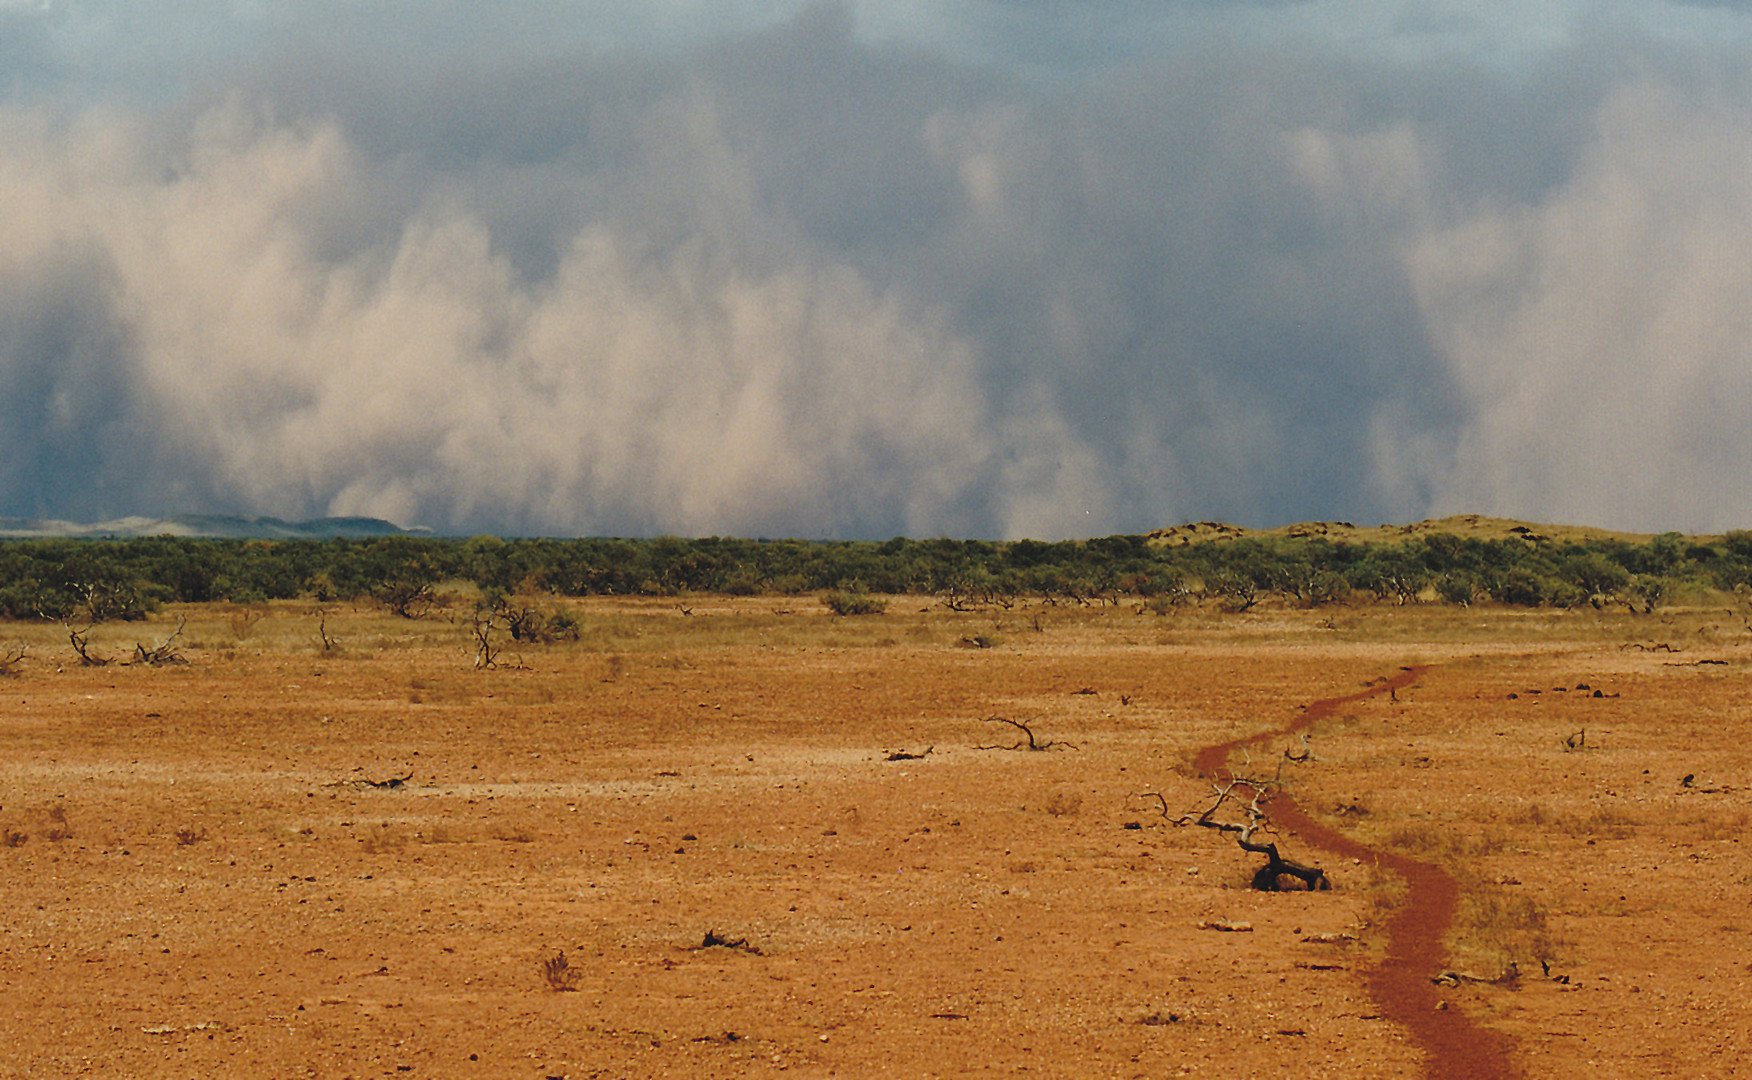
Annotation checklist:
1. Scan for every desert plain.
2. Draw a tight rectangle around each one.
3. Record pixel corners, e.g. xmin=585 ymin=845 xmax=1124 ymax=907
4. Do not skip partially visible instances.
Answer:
xmin=2 ymin=597 xmax=1749 ymax=1078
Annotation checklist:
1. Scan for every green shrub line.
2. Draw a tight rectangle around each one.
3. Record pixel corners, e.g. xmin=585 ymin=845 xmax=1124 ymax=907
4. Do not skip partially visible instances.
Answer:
xmin=0 ymin=528 xmax=1745 ymax=621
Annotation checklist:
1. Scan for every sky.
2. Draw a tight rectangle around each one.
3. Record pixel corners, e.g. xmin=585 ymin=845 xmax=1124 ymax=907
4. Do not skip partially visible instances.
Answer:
xmin=5 ymin=1 xmax=1752 ymax=539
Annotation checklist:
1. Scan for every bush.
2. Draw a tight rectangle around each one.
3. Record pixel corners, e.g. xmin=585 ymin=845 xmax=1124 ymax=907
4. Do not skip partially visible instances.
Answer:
xmin=1435 ymin=574 xmax=1477 ymax=606
xmin=822 ymin=591 xmax=886 ymax=616
xmin=1490 ymin=568 xmax=1552 ymax=607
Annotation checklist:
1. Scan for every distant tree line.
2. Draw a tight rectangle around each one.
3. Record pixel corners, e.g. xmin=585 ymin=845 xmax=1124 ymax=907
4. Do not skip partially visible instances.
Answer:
xmin=4 ymin=529 xmax=1751 ymax=622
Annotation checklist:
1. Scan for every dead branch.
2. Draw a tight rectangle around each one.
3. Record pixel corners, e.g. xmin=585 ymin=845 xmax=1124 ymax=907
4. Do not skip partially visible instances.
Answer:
xmin=62 ymin=621 xmax=110 ymax=666
xmin=1145 ymin=737 xmax=1330 ymax=891
xmin=1284 ymin=731 xmax=1311 ymax=762
xmin=0 ymin=643 xmax=26 ymax=676
xmin=974 ymin=715 xmax=1077 ymax=752
xmin=472 ymin=617 xmax=500 ymax=669
xmin=315 ymin=608 xmax=340 ymax=653
xmin=885 ymin=747 xmax=934 ymax=761
xmin=697 ymin=930 xmax=762 ymax=955
xmin=323 ymin=771 xmax=415 ymax=791
xmin=131 ymin=617 xmax=188 ymax=666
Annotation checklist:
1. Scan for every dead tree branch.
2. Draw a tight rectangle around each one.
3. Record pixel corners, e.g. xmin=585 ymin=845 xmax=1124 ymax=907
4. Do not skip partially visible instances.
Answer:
xmin=62 ymin=621 xmax=110 ymax=667
xmin=0 ymin=643 xmax=26 ymax=676
xmin=885 ymin=747 xmax=934 ymax=761
xmin=974 ymin=715 xmax=1077 ymax=752
xmin=1142 ymin=739 xmax=1329 ymax=891
xmin=315 ymin=608 xmax=340 ymax=653
xmin=472 ymin=617 xmax=500 ymax=669
xmin=132 ymin=617 xmax=188 ymax=666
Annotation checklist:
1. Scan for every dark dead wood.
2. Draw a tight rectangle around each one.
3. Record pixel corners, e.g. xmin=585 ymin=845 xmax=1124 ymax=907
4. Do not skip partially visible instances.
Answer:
xmin=974 ymin=715 xmax=1076 ymax=752
xmin=697 ymin=930 xmax=762 ymax=955
xmin=885 ymin=747 xmax=934 ymax=761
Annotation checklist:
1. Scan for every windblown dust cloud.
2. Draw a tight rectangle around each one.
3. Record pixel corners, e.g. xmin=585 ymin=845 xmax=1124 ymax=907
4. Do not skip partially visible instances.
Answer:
xmin=3 ymin=6 xmax=1752 ymax=536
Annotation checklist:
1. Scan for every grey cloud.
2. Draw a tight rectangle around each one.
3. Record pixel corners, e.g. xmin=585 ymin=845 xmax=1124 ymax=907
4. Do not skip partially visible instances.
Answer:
xmin=5 ymin=4 xmax=1752 ymax=536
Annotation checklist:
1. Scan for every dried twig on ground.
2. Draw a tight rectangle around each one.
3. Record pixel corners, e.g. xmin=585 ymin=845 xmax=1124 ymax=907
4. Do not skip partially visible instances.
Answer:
xmin=1141 ymin=739 xmax=1328 ymax=891
xmin=132 ymin=618 xmax=188 ymax=666
xmin=975 ymin=715 xmax=1077 ymax=752
xmin=323 ymin=772 xmax=415 ymax=791
xmin=697 ymin=930 xmax=762 ymax=955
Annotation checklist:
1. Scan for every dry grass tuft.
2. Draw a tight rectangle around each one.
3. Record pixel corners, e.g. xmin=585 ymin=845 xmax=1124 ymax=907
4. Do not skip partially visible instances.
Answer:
xmin=1383 ymin=821 xmax=1512 ymax=859
xmin=1452 ymin=884 xmax=1564 ymax=980
xmin=227 ymin=607 xmax=268 ymax=641
xmin=1042 ymin=790 xmax=1082 ymax=817
xmin=542 ymin=951 xmax=579 ymax=991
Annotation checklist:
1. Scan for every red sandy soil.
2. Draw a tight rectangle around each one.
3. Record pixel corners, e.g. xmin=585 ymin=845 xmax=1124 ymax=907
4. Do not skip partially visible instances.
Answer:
xmin=2 ymin=599 xmax=1750 ymax=1078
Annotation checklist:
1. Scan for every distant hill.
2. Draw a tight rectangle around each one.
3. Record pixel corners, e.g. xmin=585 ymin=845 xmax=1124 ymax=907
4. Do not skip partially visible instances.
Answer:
xmin=0 ymin=514 xmax=428 ymax=540
xmin=1147 ymin=515 xmax=1683 ymax=547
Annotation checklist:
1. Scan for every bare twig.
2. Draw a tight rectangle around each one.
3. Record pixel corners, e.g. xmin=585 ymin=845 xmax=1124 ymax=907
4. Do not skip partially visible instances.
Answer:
xmin=974 ymin=715 xmax=1077 ymax=752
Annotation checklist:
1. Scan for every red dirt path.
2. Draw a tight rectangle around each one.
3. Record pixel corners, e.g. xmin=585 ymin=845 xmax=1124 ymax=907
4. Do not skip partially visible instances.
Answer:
xmin=1194 ymin=665 xmax=1521 ymax=1080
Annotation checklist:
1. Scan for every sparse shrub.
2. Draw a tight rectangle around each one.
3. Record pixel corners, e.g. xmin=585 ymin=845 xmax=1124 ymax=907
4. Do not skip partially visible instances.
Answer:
xmin=823 ymin=590 xmax=886 ymax=616
xmin=227 ymin=606 xmax=267 ymax=641
xmin=1455 ymin=887 xmax=1563 ymax=980
xmin=43 ymin=804 xmax=71 ymax=842
xmin=482 ymin=592 xmax=580 ymax=643
xmin=1502 ymin=801 xmax=1552 ymax=827
xmin=378 ymin=579 xmax=438 ymax=619
xmin=1384 ymin=821 xmax=1510 ymax=859
xmin=1206 ymin=571 xmax=1260 ymax=613
xmin=1628 ymin=574 xmax=1667 ymax=613
xmin=1559 ymin=805 xmax=1637 ymax=839
xmin=543 ymin=951 xmax=579 ymax=991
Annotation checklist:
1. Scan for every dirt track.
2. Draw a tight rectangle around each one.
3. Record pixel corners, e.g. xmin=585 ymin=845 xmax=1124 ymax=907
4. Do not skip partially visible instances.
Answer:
xmin=1196 ymin=666 xmax=1519 ymax=1080
xmin=3 ymin=600 xmax=1750 ymax=1077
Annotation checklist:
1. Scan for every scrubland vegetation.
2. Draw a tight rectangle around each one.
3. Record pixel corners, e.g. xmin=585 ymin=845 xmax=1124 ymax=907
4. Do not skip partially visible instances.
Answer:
xmin=2 ymin=522 xmax=1748 ymax=623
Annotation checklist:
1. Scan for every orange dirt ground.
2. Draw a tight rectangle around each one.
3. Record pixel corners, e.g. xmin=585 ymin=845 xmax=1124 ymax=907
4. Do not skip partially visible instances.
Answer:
xmin=2 ymin=598 xmax=1749 ymax=1078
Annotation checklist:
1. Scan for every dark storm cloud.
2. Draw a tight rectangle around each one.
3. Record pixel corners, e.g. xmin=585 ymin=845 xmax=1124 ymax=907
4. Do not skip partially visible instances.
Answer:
xmin=4 ymin=2 xmax=1752 ymax=536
